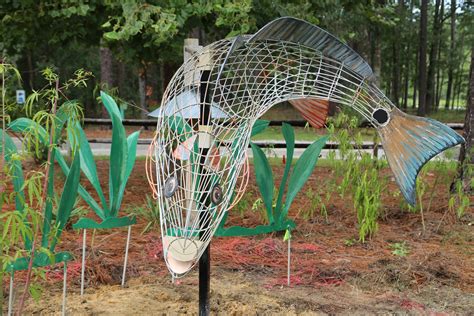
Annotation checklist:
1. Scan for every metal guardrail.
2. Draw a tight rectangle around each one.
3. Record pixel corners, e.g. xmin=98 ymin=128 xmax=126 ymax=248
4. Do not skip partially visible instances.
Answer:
xmin=87 ymin=138 xmax=383 ymax=150
xmin=83 ymin=118 xmax=462 ymax=149
xmin=83 ymin=118 xmax=464 ymax=130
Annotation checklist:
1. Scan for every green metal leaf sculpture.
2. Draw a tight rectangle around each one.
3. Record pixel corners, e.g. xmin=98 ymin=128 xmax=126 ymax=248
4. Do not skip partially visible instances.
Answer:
xmin=216 ymin=122 xmax=327 ymax=237
xmin=71 ymin=91 xmax=139 ymax=229
xmin=282 ymin=135 xmax=328 ymax=221
xmin=250 ymin=119 xmax=270 ymax=137
xmin=250 ymin=142 xmax=275 ymax=224
xmin=9 ymin=92 xmax=139 ymax=230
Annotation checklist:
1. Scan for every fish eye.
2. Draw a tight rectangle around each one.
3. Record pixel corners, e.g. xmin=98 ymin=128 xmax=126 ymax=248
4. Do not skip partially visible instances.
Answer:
xmin=211 ymin=185 xmax=223 ymax=205
xmin=164 ymin=176 xmax=178 ymax=198
xmin=372 ymin=108 xmax=390 ymax=126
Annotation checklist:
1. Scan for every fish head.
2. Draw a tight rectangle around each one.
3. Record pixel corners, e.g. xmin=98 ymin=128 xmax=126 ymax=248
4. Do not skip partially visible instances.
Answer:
xmin=154 ymin=107 xmax=252 ymax=277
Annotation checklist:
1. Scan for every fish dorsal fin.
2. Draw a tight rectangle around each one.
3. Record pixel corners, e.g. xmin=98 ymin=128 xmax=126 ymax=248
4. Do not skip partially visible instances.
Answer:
xmin=289 ymin=98 xmax=329 ymax=129
xmin=248 ymin=17 xmax=374 ymax=79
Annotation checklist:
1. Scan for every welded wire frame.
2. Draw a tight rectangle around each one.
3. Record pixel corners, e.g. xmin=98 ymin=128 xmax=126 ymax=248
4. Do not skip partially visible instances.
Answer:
xmin=152 ymin=37 xmax=395 ymax=278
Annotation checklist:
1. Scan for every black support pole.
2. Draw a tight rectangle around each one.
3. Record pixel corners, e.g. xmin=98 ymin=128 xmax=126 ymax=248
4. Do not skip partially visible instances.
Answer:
xmin=199 ymin=69 xmax=211 ymax=316
xmin=199 ymin=245 xmax=210 ymax=315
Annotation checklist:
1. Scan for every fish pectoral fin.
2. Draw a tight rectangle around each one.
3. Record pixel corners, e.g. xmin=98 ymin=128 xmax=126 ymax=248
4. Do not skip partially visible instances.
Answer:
xmin=378 ymin=108 xmax=464 ymax=206
xmin=289 ymin=98 xmax=329 ymax=129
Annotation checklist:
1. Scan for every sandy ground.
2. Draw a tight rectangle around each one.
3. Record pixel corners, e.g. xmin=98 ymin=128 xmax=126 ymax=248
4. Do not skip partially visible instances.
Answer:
xmin=26 ymin=266 xmax=473 ymax=315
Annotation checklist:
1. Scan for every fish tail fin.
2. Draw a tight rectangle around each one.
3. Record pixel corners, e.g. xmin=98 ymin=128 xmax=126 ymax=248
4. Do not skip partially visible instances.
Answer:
xmin=378 ymin=108 xmax=464 ymax=206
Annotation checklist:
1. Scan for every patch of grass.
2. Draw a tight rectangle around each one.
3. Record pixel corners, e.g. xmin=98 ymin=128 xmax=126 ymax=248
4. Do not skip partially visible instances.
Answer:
xmin=128 ymin=194 xmax=160 ymax=233
xmin=251 ymin=126 xmax=376 ymax=141
xmin=390 ymin=242 xmax=410 ymax=257
xmin=344 ymin=238 xmax=357 ymax=247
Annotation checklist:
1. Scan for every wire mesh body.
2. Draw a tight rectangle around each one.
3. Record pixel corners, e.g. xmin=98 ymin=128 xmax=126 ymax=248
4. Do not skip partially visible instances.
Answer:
xmin=148 ymin=17 xmax=463 ymax=278
xmin=150 ymin=35 xmax=395 ymax=277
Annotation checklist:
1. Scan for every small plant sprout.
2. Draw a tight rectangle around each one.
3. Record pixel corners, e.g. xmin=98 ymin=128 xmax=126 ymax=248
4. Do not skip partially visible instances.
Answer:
xmin=390 ymin=242 xmax=410 ymax=257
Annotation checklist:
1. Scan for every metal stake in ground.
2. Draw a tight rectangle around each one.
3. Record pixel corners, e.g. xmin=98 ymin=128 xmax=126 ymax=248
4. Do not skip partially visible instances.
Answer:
xmin=62 ymin=262 xmax=67 ymax=316
xmin=8 ymin=272 xmax=14 ymax=316
xmin=80 ymin=229 xmax=86 ymax=296
xmin=121 ymin=225 xmax=132 ymax=287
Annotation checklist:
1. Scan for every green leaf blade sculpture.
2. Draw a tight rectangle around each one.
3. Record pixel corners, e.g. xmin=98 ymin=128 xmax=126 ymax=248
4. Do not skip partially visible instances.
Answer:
xmin=101 ymin=91 xmax=128 ymax=215
xmin=50 ymin=152 xmax=81 ymax=251
xmin=54 ymin=146 xmax=106 ymax=219
xmin=250 ymin=142 xmax=274 ymax=224
xmin=250 ymin=119 xmax=270 ymax=137
xmin=275 ymin=122 xmax=295 ymax=221
xmin=68 ymin=121 xmax=108 ymax=213
xmin=115 ymin=130 xmax=140 ymax=215
xmin=282 ymin=135 xmax=328 ymax=221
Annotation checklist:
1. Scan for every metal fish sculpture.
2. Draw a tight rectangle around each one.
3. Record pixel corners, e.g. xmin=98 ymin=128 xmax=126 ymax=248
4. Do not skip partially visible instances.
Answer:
xmin=149 ymin=17 xmax=464 ymax=277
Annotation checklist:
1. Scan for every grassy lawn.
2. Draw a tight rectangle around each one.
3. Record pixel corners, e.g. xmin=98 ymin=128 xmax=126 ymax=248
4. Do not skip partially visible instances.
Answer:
xmin=251 ymin=126 xmax=377 ymax=142
xmin=261 ymin=102 xmax=466 ymax=124
xmin=254 ymin=103 xmax=465 ymax=142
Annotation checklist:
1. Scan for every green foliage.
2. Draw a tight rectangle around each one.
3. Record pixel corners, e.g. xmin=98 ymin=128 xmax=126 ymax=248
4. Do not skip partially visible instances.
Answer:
xmin=103 ymin=3 xmax=179 ymax=46
xmin=449 ymin=179 xmax=471 ymax=219
xmin=354 ymin=169 xmax=381 ymax=242
xmin=0 ymin=66 xmax=90 ymax=311
xmin=213 ymin=0 xmax=255 ymax=37
xmin=129 ymin=195 xmax=160 ymax=234
xmin=302 ymin=187 xmax=328 ymax=222
xmin=344 ymin=238 xmax=357 ymax=247
xmin=390 ymin=242 xmax=410 ymax=257
xmin=327 ymin=112 xmax=387 ymax=242
xmin=5 ymin=68 xmax=85 ymax=264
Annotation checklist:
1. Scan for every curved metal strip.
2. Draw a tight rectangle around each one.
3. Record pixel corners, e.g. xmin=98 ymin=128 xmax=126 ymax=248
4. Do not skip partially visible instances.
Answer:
xmin=248 ymin=17 xmax=374 ymax=79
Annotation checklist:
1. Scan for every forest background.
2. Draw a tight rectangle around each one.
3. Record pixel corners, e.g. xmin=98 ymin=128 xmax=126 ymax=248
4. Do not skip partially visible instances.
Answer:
xmin=1 ymin=0 xmax=472 ymax=119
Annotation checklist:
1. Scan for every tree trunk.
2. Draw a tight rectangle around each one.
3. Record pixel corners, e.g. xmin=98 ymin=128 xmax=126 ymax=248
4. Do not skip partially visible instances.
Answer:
xmin=403 ymin=62 xmax=409 ymax=109
xmin=426 ymin=0 xmax=442 ymax=114
xmin=391 ymin=0 xmax=404 ymax=107
xmin=413 ymin=49 xmax=418 ymax=109
xmin=454 ymin=38 xmax=466 ymax=109
xmin=436 ymin=66 xmax=444 ymax=110
xmin=392 ymin=42 xmax=400 ymax=106
xmin=435 ymin=0 xmax=445 ymax=111
xmin=456 ymin=45 xmax=473 ymax=191
xmin=159 ymin=62 xmax=165 ymax=102
xmin=100 ymin=40 xmax=114 ymax=118
xmin=138 ymin=65 xmax=147 ymax=119
xmin=405 ymin=0 xmax=415 ymax=110
xmin=370 ymin=28 xmax=382 ymax=87
xmin=26 ymin=50 xmax=34 ymax=90
xmin=445 ymin=0 xmax=456 ymax=109
xmin=117 ymin=61 xmax=126 ymax=97
xmin=417 ymin=0 xmax=428 ymax=116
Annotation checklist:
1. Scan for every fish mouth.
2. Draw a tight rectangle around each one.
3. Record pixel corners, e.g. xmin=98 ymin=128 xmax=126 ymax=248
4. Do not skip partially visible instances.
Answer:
xmin=163 ymin=235 xmax=203 ymax=275
xmin=160 ymin=193 xmax=218 ymax=277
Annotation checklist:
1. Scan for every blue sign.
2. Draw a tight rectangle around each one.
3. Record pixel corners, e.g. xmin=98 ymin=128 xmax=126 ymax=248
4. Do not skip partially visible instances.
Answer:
xmin=16 ymin=90 xmax=26 ymax=104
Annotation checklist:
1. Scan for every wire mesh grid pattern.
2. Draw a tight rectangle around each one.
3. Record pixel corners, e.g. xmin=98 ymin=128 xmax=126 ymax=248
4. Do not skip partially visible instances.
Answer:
xmin=148 ymin=38 xmax=391 ymax=277
xmin=143 ymin=16 xmax=465 ymax=280
xmin=147 ymin=34 xmax=397 ymax=277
